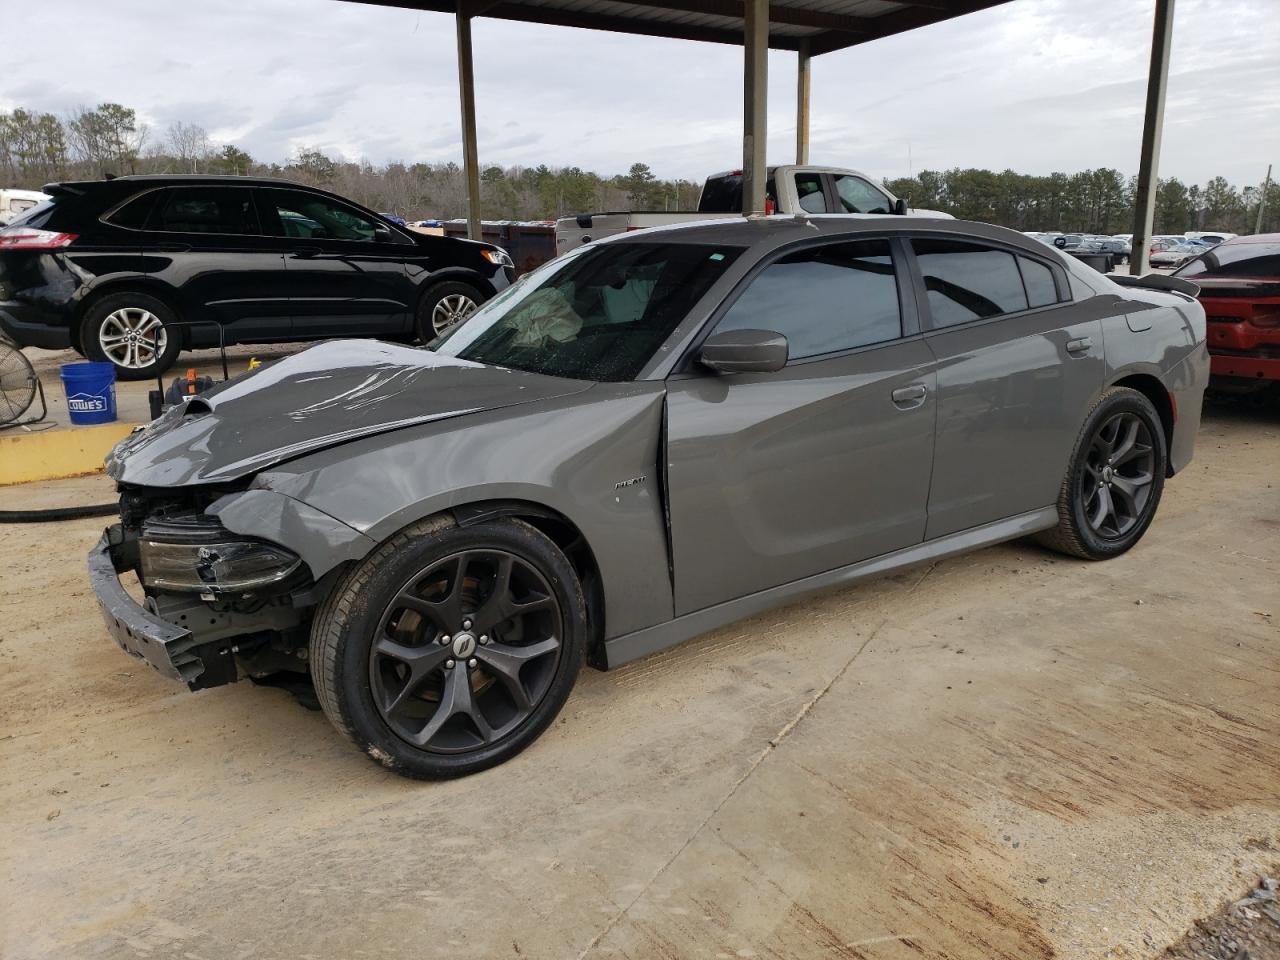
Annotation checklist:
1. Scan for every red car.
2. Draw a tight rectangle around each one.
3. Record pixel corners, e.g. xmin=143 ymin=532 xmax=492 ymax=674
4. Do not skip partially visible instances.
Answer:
xmin=1175 ymin=234 xmax=1280 ymax=391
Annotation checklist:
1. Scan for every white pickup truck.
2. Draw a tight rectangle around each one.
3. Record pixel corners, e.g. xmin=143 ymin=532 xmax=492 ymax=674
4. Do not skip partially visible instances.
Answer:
xmin=555 ymin=165 xmax=951 ymax=253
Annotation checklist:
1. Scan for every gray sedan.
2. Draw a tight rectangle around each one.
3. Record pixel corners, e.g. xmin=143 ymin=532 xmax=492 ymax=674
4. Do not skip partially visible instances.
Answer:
xmin=92 ymin=217 xmax=1209 ymax=778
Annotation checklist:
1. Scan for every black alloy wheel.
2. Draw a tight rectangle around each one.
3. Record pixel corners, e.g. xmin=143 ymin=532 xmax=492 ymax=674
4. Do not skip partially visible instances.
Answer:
xmin=1077 ymin=411 xmax=1157 ymax=540
xmin=1039 ymin=386 xmax=1167 ymax=560
xmin=311 ymin=516 xmax=586 ymax=778
xmin=369 ymin=549 xmax=562 ymax=753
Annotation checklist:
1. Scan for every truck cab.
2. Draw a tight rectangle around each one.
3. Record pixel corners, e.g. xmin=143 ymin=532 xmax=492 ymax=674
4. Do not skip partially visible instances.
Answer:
xmin=556 ymin=164 xmax=951 ymax=253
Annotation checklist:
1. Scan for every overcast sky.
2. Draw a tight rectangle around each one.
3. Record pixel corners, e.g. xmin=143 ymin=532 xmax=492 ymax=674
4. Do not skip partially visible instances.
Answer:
xmin=3 ymin=0 xmax=1276 ymax=187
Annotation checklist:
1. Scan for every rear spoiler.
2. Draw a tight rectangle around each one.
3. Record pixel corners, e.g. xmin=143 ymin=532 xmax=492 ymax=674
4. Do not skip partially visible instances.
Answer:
xmin=40 ymin=182 xmax=86 ymax=197
xmin=1110 ymin=273 xmax=1200 ymax=298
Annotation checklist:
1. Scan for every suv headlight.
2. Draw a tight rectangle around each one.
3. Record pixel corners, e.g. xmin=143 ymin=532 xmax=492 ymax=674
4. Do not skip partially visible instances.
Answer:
xmin=138 ymin=518 xmax=302 ymax=594
xmin=480 ymin=247 xmax=514 ymax=268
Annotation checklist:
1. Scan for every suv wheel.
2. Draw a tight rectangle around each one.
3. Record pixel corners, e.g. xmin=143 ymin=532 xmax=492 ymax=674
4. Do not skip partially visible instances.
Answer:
xmin=310 ymin=516 xmax=586 ymax=779
xmin=1039 ymin=386 xmax=1168 ymax=560
xmin=82 ymin=292 xmax=182 ymax=380
xmin=416 ymin=281 xmax=484 ymax=341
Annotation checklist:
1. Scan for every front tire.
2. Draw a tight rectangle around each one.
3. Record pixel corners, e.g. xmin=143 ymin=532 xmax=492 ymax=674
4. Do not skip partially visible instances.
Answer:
xmin=1039 ymin=387 xmax=1168 ymax=560
xmin=310 ymin=516 xmax=586 ymax=779
xmin=81 ymin=292 xmax=182 ymax=380
xmin=415 ymin=281 xmax=484 ymax=342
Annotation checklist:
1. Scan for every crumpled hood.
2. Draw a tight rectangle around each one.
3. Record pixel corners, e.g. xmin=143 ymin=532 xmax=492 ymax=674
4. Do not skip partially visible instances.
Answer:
xmin=107 ymin=340 xmax=590 ymax=487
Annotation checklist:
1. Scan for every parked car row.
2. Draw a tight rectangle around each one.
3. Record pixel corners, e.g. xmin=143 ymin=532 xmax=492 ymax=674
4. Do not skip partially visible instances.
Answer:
xmin=0 ymin=176 xmax=515 ymax=378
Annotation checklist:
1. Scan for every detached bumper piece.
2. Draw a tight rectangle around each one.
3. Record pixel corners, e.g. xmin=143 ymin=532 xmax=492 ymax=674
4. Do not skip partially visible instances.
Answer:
xmin=89 ymin=531 xmax=229 ymax=689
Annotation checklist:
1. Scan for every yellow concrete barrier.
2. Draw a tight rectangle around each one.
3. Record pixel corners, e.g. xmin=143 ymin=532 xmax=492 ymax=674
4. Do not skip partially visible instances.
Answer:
xmin=0 ymin=423 xmax=140 ymax=486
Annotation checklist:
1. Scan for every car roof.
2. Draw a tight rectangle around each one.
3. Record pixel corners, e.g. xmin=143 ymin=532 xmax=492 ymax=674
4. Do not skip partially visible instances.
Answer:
xmin=604 ymin=214 xmax=1048 ymax=257
xmin=1217 ymin=233 xmax=1280 ymax=246
xmin=42 ymin=174 xmax=313 ymax=193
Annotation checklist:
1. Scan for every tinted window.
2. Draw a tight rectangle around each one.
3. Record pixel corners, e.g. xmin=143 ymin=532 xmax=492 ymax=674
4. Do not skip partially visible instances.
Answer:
xmin=155 ymin=187 xmax=259 ymax=234
xmin=714 ymin=240 xmax=901 ymax=359
xmin=913 ymin=239 xmax=1029 ymax=327
xmin=832 ymin=174 xmax=891 ymax=214
xmin=697 ymin=173 xmax=778 ymax=214
xmin=794 ymin=174 xmax=827 ymax=214
xmin=436 ymin=242 xmax=743 ymax=382
xmin=1176 ymin=242 xmax=1280 ymax=279
xmin=262 ymin=189 xmax=379 ymax=242
xmin=1018 ymin=255 xmax=1059 ymax=307
xmin=104 ymin=191 xmax=158 ymax=230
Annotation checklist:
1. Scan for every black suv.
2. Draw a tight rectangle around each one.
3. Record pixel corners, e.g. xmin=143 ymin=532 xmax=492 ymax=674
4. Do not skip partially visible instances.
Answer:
xmin=0 ymin=176 xmax=514 ymax=378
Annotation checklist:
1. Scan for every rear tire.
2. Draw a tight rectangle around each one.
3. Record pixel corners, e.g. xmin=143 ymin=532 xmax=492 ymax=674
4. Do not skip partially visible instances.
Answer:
xmin=1038 ymin=387 xmax=1167 ymax=560
xmin=81 ymin=292 xmax=182 ymax=381
xmin=415 ymin=281 xmax=485 ymax=342
xmin=310 ymin=515 xmax=586 ymax=779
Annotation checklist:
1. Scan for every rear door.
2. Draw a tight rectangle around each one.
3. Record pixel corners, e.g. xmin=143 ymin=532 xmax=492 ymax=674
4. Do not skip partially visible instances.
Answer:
xmin=665 ymin=237 xmax=936 ymax=614
xmin=908 ymin=237 xmax=1104 ymax=539
xmin=257 ymin=187 xmax=414 ymax=338
xmin=140 ymin=185 xmax=293 ymax=343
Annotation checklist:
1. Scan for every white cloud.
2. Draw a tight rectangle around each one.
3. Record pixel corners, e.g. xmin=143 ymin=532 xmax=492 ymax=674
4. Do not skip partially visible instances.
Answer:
xmin=3 ymin=0 xmax=1275 ymax=187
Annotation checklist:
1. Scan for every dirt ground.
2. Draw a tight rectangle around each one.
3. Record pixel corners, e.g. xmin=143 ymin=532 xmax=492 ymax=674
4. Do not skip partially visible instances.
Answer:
xmin=1 ymin=397 xmax=1277 ymax=960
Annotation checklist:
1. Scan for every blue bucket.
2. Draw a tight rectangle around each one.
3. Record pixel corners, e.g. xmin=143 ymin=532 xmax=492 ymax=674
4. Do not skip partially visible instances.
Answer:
xmin=60 ymin=362 xmax=118 ymax=425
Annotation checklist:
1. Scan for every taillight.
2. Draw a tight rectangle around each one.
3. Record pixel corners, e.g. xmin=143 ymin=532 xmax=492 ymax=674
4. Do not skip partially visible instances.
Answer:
xmin=1250 ymin=307 xmax=1280 ymax=328
xmin=0 ymin=229 xmax=77 ymax=250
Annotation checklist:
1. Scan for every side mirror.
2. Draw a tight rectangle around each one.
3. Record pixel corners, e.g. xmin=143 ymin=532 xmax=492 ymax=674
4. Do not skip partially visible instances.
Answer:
xmin=374 ymin=223 xmax=393 ymax=241
xmin=892 ymin=197 xmax=908 ymax=216
xmin=699 ymin=329 xmax=788 ymax=374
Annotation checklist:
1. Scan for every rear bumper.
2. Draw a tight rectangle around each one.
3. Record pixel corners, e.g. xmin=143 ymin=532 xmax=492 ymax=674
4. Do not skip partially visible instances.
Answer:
xmin=0 ymin=305 xmax=72 ymax=349
xmin=1210 ymin=353 xmax=1280 ymax=382
xmin=88 ymin=531 xmax=203 ymax=685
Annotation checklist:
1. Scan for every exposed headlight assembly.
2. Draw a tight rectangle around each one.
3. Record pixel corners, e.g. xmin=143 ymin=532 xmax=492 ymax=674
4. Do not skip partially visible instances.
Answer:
xmin=138 ymin=516 xmax=301 ymax=594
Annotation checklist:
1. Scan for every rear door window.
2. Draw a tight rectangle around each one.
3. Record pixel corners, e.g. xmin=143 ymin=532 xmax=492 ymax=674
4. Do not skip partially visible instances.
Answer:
xmin=912 ymin=239 xmax=1029 ymax=328
xmin=153 ymin=187 xmax=260 ymax=235
xmin=793 ymin=173 xmax=828 ymax=214
xmin=714 ymin=239 xmax=901 ymax=359
xmin=1018 ymin=255 xmax=1060 ymax=308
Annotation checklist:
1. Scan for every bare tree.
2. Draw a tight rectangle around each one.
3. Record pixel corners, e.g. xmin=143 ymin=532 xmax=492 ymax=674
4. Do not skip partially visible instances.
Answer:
xmin=166 ymin=121 xmax=212 ymax=173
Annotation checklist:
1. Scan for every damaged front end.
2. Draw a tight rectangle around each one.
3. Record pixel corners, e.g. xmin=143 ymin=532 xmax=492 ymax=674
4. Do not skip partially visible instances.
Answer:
xmin=90 ymin=486 xmax=321 ymax=691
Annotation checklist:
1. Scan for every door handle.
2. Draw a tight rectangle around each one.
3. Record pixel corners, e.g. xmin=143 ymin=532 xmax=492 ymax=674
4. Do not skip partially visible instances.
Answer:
xmin=1066 ymin=336 xmax=1093 ymax=354
xmin=152 ymin=243 xmax=191 ymax=253
xmin=291 ymin=247 xmax=322 ymax=259
xmin=891 ymin=383 xmax=928 ymax=407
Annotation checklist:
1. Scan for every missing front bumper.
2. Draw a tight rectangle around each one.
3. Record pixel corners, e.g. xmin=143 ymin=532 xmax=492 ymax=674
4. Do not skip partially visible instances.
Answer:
xmin=88 ymin=531 xmax=208 ymax=685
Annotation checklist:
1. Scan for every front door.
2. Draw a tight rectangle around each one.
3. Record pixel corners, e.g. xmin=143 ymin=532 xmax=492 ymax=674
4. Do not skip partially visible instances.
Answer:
xmin=257 ymin=187 xmax=413 ymax=339
xmin=666 ymin=238 xmax=936 ymax=616
xmin=908 ymin=238 xmax=1106 ymax=539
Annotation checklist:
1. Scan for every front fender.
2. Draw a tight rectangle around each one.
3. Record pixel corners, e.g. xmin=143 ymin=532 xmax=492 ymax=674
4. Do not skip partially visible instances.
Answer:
xmin=208 ymin=488 xmax=378 ymax=581
xmin=248 ymin=385 xmax=674 ymax=639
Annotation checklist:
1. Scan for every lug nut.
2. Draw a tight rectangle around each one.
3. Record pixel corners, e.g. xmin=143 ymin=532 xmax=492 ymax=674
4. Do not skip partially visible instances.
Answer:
xmin=462 ymin=618 xmax=473 ymax=630
xmin=467 ymin=658 xmax=478 ymax=668
xmin=479 ymin=635 xmax=489 ymax=644
xmin=439 ymin=635 xmax=450 ymax=645
xmin=445 ymin=659 xmax=455 ymax=669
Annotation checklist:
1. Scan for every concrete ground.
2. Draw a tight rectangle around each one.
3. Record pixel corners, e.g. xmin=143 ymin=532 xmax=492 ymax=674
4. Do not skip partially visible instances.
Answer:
xmin=1 ymin=398 xmax=1277 ymax=960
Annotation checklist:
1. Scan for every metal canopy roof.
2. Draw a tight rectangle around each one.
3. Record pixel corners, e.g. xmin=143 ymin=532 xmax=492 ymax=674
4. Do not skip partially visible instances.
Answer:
xmin=354 ymin=0 xmax=1010 ymax=55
